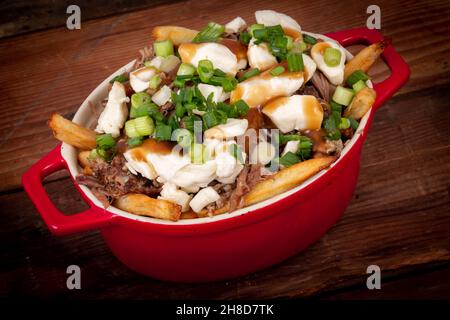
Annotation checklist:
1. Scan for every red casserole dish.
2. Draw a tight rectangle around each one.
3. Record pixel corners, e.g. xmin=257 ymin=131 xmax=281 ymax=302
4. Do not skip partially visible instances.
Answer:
xmin=22 ymin=28 xmax=409 ymax=282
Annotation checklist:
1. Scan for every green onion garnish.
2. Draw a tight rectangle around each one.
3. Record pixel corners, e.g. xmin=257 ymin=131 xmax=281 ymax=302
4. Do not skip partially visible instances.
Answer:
xmin=134 ymin=116 xmax=155 ymax=136
xmin=127 ymin=137 xmax=143 ymax=148
xmin=172 ymin=128 xmax=193 ymax=148
xmin=175 ymin=102 xmax=186 ymax=118
xmin=238 ymin=68 xmax=260 ymax=82
xmin=125 ymin=119 xmax=139 ymax=138
xmin=222 ymin=77 xmax=238 ymax=92
xmin=153 ymin=40 xmax=174 ymax=57
xmin=330 ymin=101 xmax=343 ymax=113
xmin=249 ymin=24 xmax=264 ymax=37
xmin=324 ymin=47 xmax=342 ymax=67
xmin=233 ymin=99 xmax=250 ymax=116
xmin=349 ymin=117 xmax=359 ymax=130
xmin=303 ymin=34 xmax=317 ymax=45
xmin=323 ymin=110 xmax=342 ymax=141
xmin=279 ymin=151 xmax=300 ymax=167
xmin=352 ymin=79 xmax=367 ymax=93
xmin=154 ymin=124 xmax=172 ymax=141
xmin=203 ymin=111 xmax=219 ymax=129
xmin=346 ymin=70 xmax=370 ymax=86
xmin=332 ymin=86 xmax=355 ymax=106
xmin=177 ymin=63 xmax=196 ymax=76
xmin=270 ymin=66 xmax=285 ymax=76
xmin=109 ymin=74 xmax=128 ymax=84
xmin=148 ymin=74 xmax=162 ymax=90
xmin=96 ymin=134 xmax=116 ymax=150
xmin=197 ymin=59 xmax=214 ymax=83
xmin=239 ymin=31 xmax=251 ymax=45
xmin=338 ymin=117 xmax=351 ymax=130
xmin=192 ymin=22 xmax=225 ymax=43
xmin=287 ymin=52 xmax=304 ymax=72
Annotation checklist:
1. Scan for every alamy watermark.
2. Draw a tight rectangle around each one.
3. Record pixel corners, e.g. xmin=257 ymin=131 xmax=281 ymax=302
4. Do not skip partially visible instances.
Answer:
xmin=366 ymin=265 xmax=381 ymax=289
xmin=66 ymin=5 xmax=81 ymax=30
xmin=66 ymin=265 xmax=81 ymax=289
xmin=366 ymin=5 xmax=381 ymax=29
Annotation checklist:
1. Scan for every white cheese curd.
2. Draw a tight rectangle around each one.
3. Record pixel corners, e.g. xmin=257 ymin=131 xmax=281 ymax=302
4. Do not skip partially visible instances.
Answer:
xmin=215 ymin=150 xmax=237 ymax=178
xmin=129 ymin=66 xmax=158 ymax=92
xmin=237 ymin=59 xmax=248 ymax=70
xmin=216 ymin=163 xmax=244 ymax=184
xmin=203 ymin=138 xmax=222 ymax=159
xmin=148 ymin=151 xmax=191 ymax=183
xmin=158 ymin=182 xmax=192 ymax=212
xmin=250 ymin=141 xmax=277 ymax=165
xmin=197 ymin=83 xmax=228 ymax=103
xmin=170 ymin=160 xmax=217 ymax=193
xmin=95 ymin=82 xmax=129 ymax=138
xmin=262 ymin=95 xmax=324 ymax=133
xmin=152 ymin=85 xmax=172 ymax=106
xmin=178 ymin=42 xmax=238 ymax=76
xmin=147 ymin=56 xmax=164 ymax=70
xmin=204 ymin=118 xmax=248 ymax=140
xmin=189 ymin=186 xmax=220 ymax=213
xmin=282 ymin=140 xmax=300 ymax=156
xmin=225 ymin=16 xmax=247 ymax=33
xmin=230 ymin=72 xmax=304 ymax=108
xmin=255 ymin=10 xmax=302 ymax=39
xmin=302 ymin=54 xmax=317 ymax=82
xmin=311 ymin=41 xmax=346 ymax=85
xmin=247 ymin=38 xmax=277 ymax=71
xmin=123 ymin=150 xmax=157 ymax=180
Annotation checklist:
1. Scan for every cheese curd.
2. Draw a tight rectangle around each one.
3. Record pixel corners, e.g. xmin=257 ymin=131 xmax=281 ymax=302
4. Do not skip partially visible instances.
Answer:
xmin=178 ymin=42 xmax=239 ymax=76
xmin=95 ymin=81 xmax=129 ymax=138
xmin=302 ymin=54 xmax=317 ymax=82
xmin=158 ymin=182 xmax=192 ymax=212
xmin=225 ymin=17 xmax=247 ymax=33
xmin=247 ymin=39 xmax=278 ymax=71
xmin=255 ymin=10 xmax=302 ymax=39
xmin=189 ymin=186 xmax=220 ymax=213
xmin=129 ymin=66 xmax=158 ymax=92
xmin=311 ymin=41 xmax=346 ymax=85
xmin=262 ymin=95 xmax=324 ymax=133
xmin=197 ymin=83 xmax=229 ymax=103
xmin=204 ymin=118 xmax=248 ymax=140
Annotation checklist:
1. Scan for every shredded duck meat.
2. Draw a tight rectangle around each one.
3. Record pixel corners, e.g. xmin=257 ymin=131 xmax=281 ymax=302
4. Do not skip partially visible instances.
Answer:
xmin=311 ymin=71 xmax=335 ymax=102
xmin=228 ymin=164 xmax=264 ymax=212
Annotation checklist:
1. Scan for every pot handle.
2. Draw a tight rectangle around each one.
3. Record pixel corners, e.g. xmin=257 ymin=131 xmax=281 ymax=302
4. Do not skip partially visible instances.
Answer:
xmin=326 ymin=27 xmax=410 ymax=110
xmin=22 ymin=144 xmax=116 ymax=236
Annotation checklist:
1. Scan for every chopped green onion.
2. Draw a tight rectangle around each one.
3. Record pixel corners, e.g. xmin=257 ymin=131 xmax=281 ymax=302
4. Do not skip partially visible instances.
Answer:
xmin=182 ymin=115 xmax=201 ymax=131
xmin=287 ymin=52 xmax=304 ymax=72
xmin=172 ymin=128 xmax=193 ymax=148
xmin=222 ymin=77 xmax=238 ymax=92
xmin=131 ymin=92 xmax=152 ymax=109
xmin=213 ymin=68 xmax=226 ymax=77
xmin=270 ymin=66 xmax=285 ymax=76
xmin=297 ymin=139 xmax=313 ymax=160
xmin=177 ymin=63 xmax=196 ymax=76
xmin=330 ymin=101 xmax=343 ymax=114
xmin=148 ymin=74 xmax=162 ymax=90
xmin=153 ymin=40 xmax=174 ymax=57
xmin=349 ymin=117 xmax=359 ymax=130
xmin=324 ymin=47 xmax=342 ymax=67
xmin=125 ymin=119 xmax=140 ymax=138
xmin=96 ymin=148 xmax=108 ymax=160
xmin=332 ymin=86 xmax=355 ymax=106
xmin=229 ymin=143 xmax=244 ymax=164
xmin=253 ymin=28 xmax=268 ymax=40
xmin=279 ymin=151 xmax=300 ymax=167
xmin=239 ymin=31 xmax=251 ymax=45
xmin=346 ymin=70 xmax=370 ymax=86
xmin=189 ymin=143 xmax=205 ymax=164
xmin=303 ymin=34 xmax=317 ymax=45
xmin=197 ymin=59 xmax=214 ymax=83
xmin=323 ymin=110 xmax=342 ymax=141
xmin=203 ymin=111 xmax=219 ymax=129
xmin=96 ymin=134 xmax=115 ymax=150
xmin=352 ymin=79 xmax=367 ymax=93
xmin=233 ymin=99 xmax=249 ymax=116
xmin=249 ymin=24 xmax=264 ymax=37
xmin=175 ymin=102 xmax=186 ymax=118
xmin=89 ymin=149 xmax=100 ymax=160
xmin=109 ymin=74 xmax=128 ymax=84
xmin=154 ymin=124 xmax=172 ymax=141
xmin=339 ymin=117 xmax=351 ymax=130
xmin=208 ymin=76 xmax=226 ymax=86
xmin=167 ymin=113 xmax=180 ymax=130
xmin=134 ymin=116 xmax=155 ymax=136
xmin=238 ymin=68 xmax=260 ymax=82
xmin=173 ymin=78 xmax=186 ymax=88
xmin=127 ymin=137 xmax=143 ymax=148
xmin=192 ymin=22 xmax=225 ymax=43
xmin=286 ymin=36 xmax=294 ymax=50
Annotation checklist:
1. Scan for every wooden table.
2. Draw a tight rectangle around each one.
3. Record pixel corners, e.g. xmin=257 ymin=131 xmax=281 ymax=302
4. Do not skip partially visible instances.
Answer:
xmin=1 ymin=0 xmax=449 ymax=299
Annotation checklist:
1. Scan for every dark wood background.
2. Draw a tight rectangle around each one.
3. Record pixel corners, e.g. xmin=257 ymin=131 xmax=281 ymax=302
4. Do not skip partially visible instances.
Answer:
xmin=1 ymin=0 xmax=449 ymax=299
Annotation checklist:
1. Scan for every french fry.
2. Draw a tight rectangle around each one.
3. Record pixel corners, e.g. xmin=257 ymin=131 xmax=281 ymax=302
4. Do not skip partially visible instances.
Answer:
xmin=152 ymin=26 xmax=199 ymax=46
xmin=343 ymin=87 xmax=376 ymax=120
xmin=78 ymin=150 xmax=91 ymax=168
xmin=193 ymin=156 xmax=336 ymax=218
xmin=114 ymin=194 xmax=182 ymax=221
xmin=49 ymin=113 xmax=97 ymax=150
xmin=344 ymin=40 xmax=387 ymax=82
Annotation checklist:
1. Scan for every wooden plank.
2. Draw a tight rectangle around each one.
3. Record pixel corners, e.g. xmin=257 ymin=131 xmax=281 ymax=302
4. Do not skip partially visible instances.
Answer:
xmin=0 ymin=0 xmax=450 ymax=192
xmin=0 ymin=0 xmax=182 ymax=38
xmin=2 ymin=85 xmax=449 ymax=298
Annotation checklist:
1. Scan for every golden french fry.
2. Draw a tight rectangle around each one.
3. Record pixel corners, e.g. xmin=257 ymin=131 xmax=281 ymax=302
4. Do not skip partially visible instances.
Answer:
xmin=49 ymin=113 xmax=97 ymax=150
xmin=78 ymin=151 xmax=91 ymax=168
xmin=152 ymin=26 xmax=198 ymax=46
xmin=114 ymin=194 xmax=182 ymax=221
xmin=180 ymin=211 xmax=198 ymax=220
xmin=193 ymin=156 xmax=336 ymax=218
xmin=344 ymin=40 xmax=387 ymax=82
xmin=343 ymin=87 xmax=376 ymax=120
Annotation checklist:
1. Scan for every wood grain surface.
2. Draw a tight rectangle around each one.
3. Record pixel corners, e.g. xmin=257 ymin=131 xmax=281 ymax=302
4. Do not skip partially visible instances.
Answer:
xmin=1 ymin=0 xmax=449 ymax=299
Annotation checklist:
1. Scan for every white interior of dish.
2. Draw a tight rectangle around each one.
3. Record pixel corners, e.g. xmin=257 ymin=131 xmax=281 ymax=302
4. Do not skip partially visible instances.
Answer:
xmin=62 ymin=31 xmax=372 ymax=225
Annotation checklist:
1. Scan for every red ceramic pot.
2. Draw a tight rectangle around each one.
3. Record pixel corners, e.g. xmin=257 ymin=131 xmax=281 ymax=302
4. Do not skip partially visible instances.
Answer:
xmin=22 ymin=28 xmax=410 ymax=282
